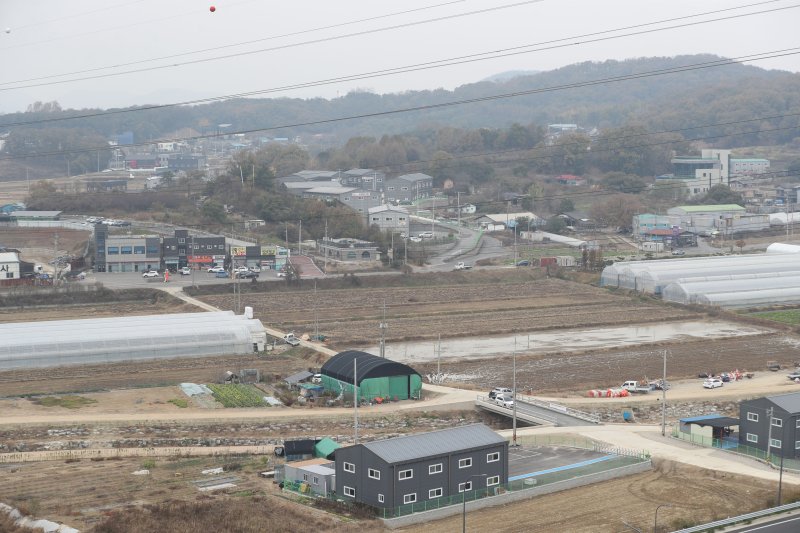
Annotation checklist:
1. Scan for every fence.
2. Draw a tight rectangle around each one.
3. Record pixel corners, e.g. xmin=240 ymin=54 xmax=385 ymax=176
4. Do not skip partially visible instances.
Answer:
xmin=672 ymin=429 xmax=800 ymax=471
xmin=378 ymin=454 xmax=648 ymax=519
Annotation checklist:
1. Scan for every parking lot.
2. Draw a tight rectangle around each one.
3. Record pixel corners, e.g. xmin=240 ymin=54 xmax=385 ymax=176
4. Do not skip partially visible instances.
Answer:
xmin=508 ymin=445 xmax=611 ymax=479
xmin=87 ymin=270 xmax=285 ymax=290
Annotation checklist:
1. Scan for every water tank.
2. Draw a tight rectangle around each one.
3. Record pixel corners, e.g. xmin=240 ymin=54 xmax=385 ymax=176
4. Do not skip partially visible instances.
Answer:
xmin=244 ymin=306 xmax=254 ymax=319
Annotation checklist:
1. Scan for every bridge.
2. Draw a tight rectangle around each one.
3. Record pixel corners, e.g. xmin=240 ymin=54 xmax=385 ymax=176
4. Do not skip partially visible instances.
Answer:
xmin=475 ymin=394 xmax=601 ymax=427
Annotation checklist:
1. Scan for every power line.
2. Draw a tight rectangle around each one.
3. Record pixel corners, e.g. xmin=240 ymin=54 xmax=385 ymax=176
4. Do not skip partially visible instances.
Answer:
xmin=0 ymin=0 xmax=543 ymax=88
xmin=3 ymin=47 xmax=799 ymax=161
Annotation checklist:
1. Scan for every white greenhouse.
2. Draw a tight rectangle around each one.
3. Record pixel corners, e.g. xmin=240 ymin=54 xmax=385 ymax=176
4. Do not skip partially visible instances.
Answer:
xmin=0 ymin=311 xmax=268 ymax=370
xmin=662 ymin=271 xmax=800 ymax=306
xmin=601 ymin=246 xmax=800 ymax=308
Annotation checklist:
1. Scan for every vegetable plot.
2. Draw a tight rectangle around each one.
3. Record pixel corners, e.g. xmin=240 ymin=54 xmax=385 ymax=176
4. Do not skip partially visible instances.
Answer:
xmin=207 ymin=384 xmax=266 ymax=408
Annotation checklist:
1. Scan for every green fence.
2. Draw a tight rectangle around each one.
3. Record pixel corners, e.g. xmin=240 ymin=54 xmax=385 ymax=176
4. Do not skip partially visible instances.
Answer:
xmin=378 ymin=454 xmax=647 ymax=519
xmin=672 ymin=429 xmax=800 ymax=471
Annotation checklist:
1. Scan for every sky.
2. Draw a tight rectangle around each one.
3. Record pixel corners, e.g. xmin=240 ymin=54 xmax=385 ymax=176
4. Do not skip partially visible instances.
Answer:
xmin=1 ymin=0 xmax=800 ymax=114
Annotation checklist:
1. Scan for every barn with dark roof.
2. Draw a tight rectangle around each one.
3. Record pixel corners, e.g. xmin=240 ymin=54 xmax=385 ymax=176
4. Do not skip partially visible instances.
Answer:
xmin=320 ymin=350 xmax=422 ymax=401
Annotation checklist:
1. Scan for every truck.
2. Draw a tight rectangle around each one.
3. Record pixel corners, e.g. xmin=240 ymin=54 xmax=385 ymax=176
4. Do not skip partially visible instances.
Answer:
xmin=453 ymin=262 xmax=472 ymax=271
xmin=621 ymin=380 xmax=654 ymax=394
xmin=283 ymin=333 xmax=301 ymax=347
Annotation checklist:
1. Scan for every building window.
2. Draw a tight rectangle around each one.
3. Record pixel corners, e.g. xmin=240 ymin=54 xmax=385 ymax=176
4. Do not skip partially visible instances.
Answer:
xmin=388 ymin=186 xmax=395 ymax=191
xmin=747 ymin=412 xmax=758 ymax=422
xmin=378 ymin=494 xmax=384 ymax=503
xmin=178 ymin=238 xmax=185 ymax=243
xmin=403 ymin=493 xmax=416 ymax=504
xmin=796 ymin=441 xmax=800 ymax=450
xmin=458 ymin=458 xmax=472 ymax=469
xmin=313 ymin=476 xmax=319 ymax=485
xmin=343 ymin=462 xmax=355 ymax=473
xmin=372 ymin=217 xmax=379 ymax=222
xmin=107 ymin=247 xmax=119 ymax=254
xmin=458 ymin=481 xmax=472 ymax=492
xmin=368 ymin=468 xmax=380 ymax=480
xmin=303 ymin=474 xmax=308 ymax=481
xmin=5 ymin=273 xmax=13 ymax=279
xmin=770 ymin=438 xmax=782 ymax=448
xmin=487 ymin=452 xmax=500 ymax=463
xmin=772 ymin=418 xmax=783 ymax=428
xmin=487 ymin=476 xmax=500 ymax=487
xmin=121 ymin=246 xmax=133 ymax=254
xmin=429 ymin=463 xmax=443 ymax=475
xmin=134 ymin=246 xmax=145 ymax=254
xmin=343 ymin=486 xmax=355 ymax=497
xmin=429 ymin=488 xmax=443 ymax=499
xmin=401 ymin=186 xmax=409 ymax=191
xmin=796 ymin=419 xmax=800 ymax=429
xmin=747 ymin=433 xmax=758 ymax=443
xmin=399 ymin=469 xmax=413 ymax=480
xmin=399 ymin=217 xmax=406 ymax=222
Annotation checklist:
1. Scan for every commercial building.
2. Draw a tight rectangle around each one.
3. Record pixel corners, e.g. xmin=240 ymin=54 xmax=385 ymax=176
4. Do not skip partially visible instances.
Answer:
xmin=163 ymin=229 xmax=226 ymax=271
xmin=0 ymin=311 xmax=268 ymax=370
xmin=739 ymin=392 xmax=800 ymax=459
xmin=383 ymin=173 xmax=433 ymax=203
xmin=318 ymin=238 xmax=380 ymax=263
xmin=335 ymin=424 xmax=509 ymax=509
xmin=0 ymin=251 xmax=21 ymax=280
xmin=320 ymin=350 xmax=421 ymax=402
xmin=230 ymin=244 xmax=290 ymax=271
xmin=666 ymin=149 xmax=732 ymax=197
xmin=366 ymin=205 xmax=410 ymax=234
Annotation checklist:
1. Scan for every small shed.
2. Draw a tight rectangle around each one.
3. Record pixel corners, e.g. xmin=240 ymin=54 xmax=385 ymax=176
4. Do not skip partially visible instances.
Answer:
xmin=320 ymin=350 xmax=422 ymax=402
xmin=679 ymin=414 xmax=739 ymax=441
xmin=283 ymin=458 xmax=336 ymax=496
xmin=314 ymin=437 xmax=340 ymax=460
xmin=285 ymin=370 xmax=314 ymax=387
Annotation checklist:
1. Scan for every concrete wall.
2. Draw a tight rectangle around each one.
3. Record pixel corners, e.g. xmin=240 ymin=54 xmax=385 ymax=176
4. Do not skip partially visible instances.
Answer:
xmin=382 ymin=460 xmax=651 ymax=529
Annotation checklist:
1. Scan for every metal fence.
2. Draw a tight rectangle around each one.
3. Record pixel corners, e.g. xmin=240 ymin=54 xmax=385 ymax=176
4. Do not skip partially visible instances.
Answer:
xmin=377 ymin=454 xmax=647 ymax=519
xmin=672 ymin=429 xmax=800 ymax=471
xmin=515 ymin=434 xmax=650 ymax=460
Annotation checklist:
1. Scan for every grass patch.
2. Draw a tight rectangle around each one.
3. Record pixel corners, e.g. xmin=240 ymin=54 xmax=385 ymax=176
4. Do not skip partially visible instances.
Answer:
xmin=167 ymin=398 xmax=189 ymax=408
xmin=207 ymin=384 xmax=267 ymax=408
xmin=748 ymin=309 xmax=800 ymax=325
xmin=30 ymin=395 xmax=97 ymax=409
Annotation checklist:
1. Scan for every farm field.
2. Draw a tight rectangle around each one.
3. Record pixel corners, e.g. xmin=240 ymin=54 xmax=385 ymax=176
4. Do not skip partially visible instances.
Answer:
xmin=200 ymin=277 xmax=701 ymax=347
xmin=749 ymin=308 xmax=800 ymax=325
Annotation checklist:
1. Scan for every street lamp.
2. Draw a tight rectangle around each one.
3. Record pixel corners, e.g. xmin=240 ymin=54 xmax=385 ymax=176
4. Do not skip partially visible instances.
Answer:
xmin=654 ymin=503 xmax=671 ymax=533
xmin=462 ymin=474 xmax=487 ymax=533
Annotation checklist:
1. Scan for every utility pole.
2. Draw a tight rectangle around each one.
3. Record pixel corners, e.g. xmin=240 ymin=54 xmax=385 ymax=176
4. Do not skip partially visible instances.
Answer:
xmin=457 ymin=191 xmax=462 ymax=228
xmin=766 ymin=407 xmax=774 ymax=463
xmin=437 ymin=334 xmax=441 ymax=377
xmin=661 ymin=350 xmax=667 ymax=437
xmin=298 ymin=219 xmax=302 ymax=256
xmin=314 ymin=280 xmax=319 ymax=339
xmin=512 ymin=336 xmax=518 ymax=447
xmin=191 ymin=234 xmax=196 ymax=288
xmin=431 ymin=196 xmax=436 ymax=237
xmin=379 ymin=299 xmax=387 ymax=358
xmin=52 ymin=232 xmax=59 ymax=286
xmin=324 ymin=219 xmax=328 ymax=274
xmin=354 ymin=358 xmax=359 ymax=444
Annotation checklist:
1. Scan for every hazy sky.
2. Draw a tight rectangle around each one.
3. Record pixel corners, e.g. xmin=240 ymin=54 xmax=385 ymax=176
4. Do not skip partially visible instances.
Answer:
xmin=2 ymin=0 xmax=799 ymax=114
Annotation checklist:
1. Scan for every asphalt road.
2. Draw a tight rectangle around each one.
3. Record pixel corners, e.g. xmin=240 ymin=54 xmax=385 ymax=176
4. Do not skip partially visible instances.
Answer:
xmin=731 ymin=514 xmax=800 ymax=532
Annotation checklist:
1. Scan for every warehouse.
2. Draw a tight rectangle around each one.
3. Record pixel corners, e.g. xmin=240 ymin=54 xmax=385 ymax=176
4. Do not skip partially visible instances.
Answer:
xmin=320 ymin=350 xmax=422 ymax=402
xmin=0 ymin=311 xmax=267 ymax=370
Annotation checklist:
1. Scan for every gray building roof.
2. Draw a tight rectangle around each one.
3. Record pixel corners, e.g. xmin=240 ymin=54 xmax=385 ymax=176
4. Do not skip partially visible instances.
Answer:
xmin=285 ymin=370 xmax=314 ymax=384
xmin=766 ymin=391 xmax=800 ymax=413
xmin=395 ymin=173 xmax=432 ymax=183
xmin=368 ymin=204 xmax=408 ymax=215
xmin=363 ymin=424 xmax=505 ymax=464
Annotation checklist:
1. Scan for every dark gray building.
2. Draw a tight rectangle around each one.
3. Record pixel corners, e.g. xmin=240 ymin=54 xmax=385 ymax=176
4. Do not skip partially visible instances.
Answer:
xmin=335 ymin=424 xmax=508 ymax=509
xmin=162 ymin=229 xmax=226 ymax=271
xmin=739 ymin=392 xmax=800 ymax=458
xmin=383 ymin=173 xmax=433 ymax=203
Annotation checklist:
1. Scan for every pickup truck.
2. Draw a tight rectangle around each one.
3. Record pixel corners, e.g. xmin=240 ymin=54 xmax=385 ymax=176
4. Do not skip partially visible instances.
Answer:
xmin=453 ymin=262 xmax=472 ymax=271
xmin=283 ymin=333 xmax=301 ymax=347
xmin=621 ymin=380 xmax=653 ymax=394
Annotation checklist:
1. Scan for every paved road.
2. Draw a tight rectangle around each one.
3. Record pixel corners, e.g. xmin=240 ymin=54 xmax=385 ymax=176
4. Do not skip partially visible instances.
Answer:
xmin=730 ymin=514 xmax=800 ymax=532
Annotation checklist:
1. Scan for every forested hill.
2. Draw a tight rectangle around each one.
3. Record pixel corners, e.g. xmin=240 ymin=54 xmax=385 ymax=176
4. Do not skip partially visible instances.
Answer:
xmin=4 ymin=54 xmax=800 ymax=148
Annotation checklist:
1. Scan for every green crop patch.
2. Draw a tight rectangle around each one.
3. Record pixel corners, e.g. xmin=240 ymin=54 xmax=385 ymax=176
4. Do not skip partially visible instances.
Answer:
xmin=31 ymin=395 xmax=98 ymax=409
xmin=207 ymin=384 xmax=267 ymax=408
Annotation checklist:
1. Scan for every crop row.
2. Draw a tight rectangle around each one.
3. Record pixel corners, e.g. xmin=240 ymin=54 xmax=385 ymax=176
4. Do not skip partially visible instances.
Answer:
xmin=207 ymin=384 xmax=267 ymax=408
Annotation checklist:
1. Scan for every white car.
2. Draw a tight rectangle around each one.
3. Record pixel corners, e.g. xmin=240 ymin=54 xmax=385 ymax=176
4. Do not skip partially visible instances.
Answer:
xmin=408 ymin=236 xmax=422 ymax=243
xmin=250 ymin=265 xmax=261 ymax=273
xmin=207 ymin=266 xmax=226 ymax=273
xmin=703 ymin=378 xmax=723 ymax=389
xmin=419 ymin=231 xmax=434 ymax=239
xmin=494 ymin=395 xmax=514 ymax=408
xmin=489 ymin=387 xmax=512 ymax=399
xmin=179 ymin=267 xmax=191 ymax=276
xmin=233 ymin=266 xmax=249 ymax=273
xmin=142 ymin=270 xmax=160 ymax=278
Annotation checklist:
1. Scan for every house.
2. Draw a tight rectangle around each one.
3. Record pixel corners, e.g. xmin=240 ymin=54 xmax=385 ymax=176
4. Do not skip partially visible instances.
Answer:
xmin=739 ymin=392 xmax=800 ymax=459
xmin=558 ymin=211 xmax=598 ymax=230
xmin=475 ymin=212 xmax=543 ymax=231
xmin=556 ymin=174 xmax=586 ymax=187
xmin=664 ymin=149 xmax=732 ymax=197
xmin=366 ymin=205 xmax=409 ymax=234
xmin=284 ymin=458 xmax=336 ymax=497
xmin=318 ymin=238 xmax=381 ymax=263
xmin=335 ymin=424 xmax=508 ymax=509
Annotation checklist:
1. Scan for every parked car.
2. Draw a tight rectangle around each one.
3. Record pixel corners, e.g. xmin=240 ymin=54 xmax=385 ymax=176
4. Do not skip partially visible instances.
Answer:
xmin=277 ymin=271 xmax=287 ymax=277
xmin=703 ymin=378 xmax=723 ymax=389
xmin=408 ymin=236 xmax=422 ymax=243
xmin=179 ymin=267 xmax=191 ymax=276
xmin=671 ymin=249 xmax=686 ymax=256
xmin=418 ymin=231 xmax=434 ymax=239
xmin=283 ymin=333 xmax=301 ymax=346
xmin=233 ymin=266 xmax=249 ymax=274
xmin=208 ymin=266 xmax=226 ymax=273
xmin=489 ymin=387 xmax=513 ymax=400
xmin=516 ymin=260 xmax=531 ymax=267
xmin=787 ymin=372 xmax=800 ymax=381
xmin=312 ymin=373 xmax=322 ymax=384
xmin=494 ymin=394 xmax=514 ymax=408
xmin=142 ymin=270 xmax=160 ymax=278
xmin=214 ymin=270 xmax=229 ymax=278
xmin=249 ymin=265 xmax=261 ymax=273
xmin=236 ymin=271 xmax=259 ymax=279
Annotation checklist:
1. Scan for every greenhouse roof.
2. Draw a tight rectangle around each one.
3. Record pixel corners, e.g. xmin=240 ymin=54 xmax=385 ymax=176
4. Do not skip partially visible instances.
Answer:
xmin=674 ymin=204 xmax=745 ymax=213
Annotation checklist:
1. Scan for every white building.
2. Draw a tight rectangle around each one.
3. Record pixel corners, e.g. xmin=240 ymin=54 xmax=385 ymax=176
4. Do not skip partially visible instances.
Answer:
xmin=0 ymin=251 xmax=21 ymax=280
xmin=367 ymin=205 xmax=410 ymax=234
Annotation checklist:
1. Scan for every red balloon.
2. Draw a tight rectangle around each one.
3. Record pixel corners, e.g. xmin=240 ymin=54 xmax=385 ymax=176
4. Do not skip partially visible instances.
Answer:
xmin=209 ymin=6 xmax=216 ymax=12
